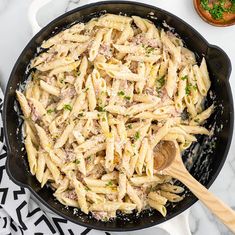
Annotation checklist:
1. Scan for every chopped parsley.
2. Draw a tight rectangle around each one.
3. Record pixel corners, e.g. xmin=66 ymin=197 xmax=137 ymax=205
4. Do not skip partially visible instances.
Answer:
xmin=77 ymin=71 xmax=81 ymax=76
xmin=156 ymin=89 xmax=162 ymax=97
xmin=142 ymin=44 xmax=155 ymax=54
xmin=85 ymin=186 xmax=90 ymax=191
xmin=201 ymin=0 xmax=211 ymax=10
xmin=156 ymin=75 xmax=166 ymax=89
xmin=181 ymin=75 xmax=188 ymax=81
xmin=124 ymin=95 xmax=131 ymax=101
xmin=127 ymin=124 xmax=132 ymax=129
xmin=117 ymin=91 xmax=125 ymax=96
xmin=96 ymin=106 xmax=106 ymax=112
xmin=185 ymin=83 xmax=197 ymax=95
xmin=155 ymin=75 xmax=165 ymax=96
xmin=194 ymin=118 xmax=200 ymax=123
xmin=185 ymin=83 xmax=192 ymax=95
xmin=47 ymin=109 xmax=54 ymax=114
xmin=200 ymin=0 xmax=235 ymax=20
xmin=134 ymin=131 xmax=140 ymax=141
xmin=117 ymin=91 xmax=131 ymax=101
xmin=74 ymin=159 xmax=80 ymax=164
xmin=145 ymin=45 xmax=155 ymax=54
xmin=210 ymin=3 xmax=225 ymax=19
xmin=106 ymin=181 xmax=113 ymax=187
xmin=102 ymin=117 xmax=106 ymax=122
xmin=63 ymin=104 xmax=72 ymax=111
xmin=84 ymin=87 xmax=89 ymax=92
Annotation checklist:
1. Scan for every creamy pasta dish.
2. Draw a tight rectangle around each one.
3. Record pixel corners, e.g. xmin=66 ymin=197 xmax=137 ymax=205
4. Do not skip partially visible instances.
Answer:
xmin=16 ymin=14 xmax=214 ymax=221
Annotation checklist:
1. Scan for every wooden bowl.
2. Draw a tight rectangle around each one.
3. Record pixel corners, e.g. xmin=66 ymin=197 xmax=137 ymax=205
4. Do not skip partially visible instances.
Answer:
xmin=193 ymin=0 xmax=235 ymax=26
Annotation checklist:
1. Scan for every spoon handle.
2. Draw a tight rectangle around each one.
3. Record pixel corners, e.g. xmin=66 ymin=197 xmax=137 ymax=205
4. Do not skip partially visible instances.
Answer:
xmin=166 ymin=167 xmax=235 ymax=233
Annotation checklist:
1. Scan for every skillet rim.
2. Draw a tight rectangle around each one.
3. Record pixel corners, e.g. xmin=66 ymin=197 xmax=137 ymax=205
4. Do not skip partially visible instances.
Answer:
xmin=3 ymin=1 xmax=234 ymax=231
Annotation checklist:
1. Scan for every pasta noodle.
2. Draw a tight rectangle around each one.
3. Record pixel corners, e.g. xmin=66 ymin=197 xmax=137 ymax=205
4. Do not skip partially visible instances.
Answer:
xmin=16 ymin=14 xmax=214 ymax=222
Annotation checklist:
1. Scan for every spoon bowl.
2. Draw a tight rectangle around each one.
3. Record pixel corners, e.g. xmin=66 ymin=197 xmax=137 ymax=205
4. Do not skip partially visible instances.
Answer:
xmin=153 ymin=141 xmax=176 ymax=171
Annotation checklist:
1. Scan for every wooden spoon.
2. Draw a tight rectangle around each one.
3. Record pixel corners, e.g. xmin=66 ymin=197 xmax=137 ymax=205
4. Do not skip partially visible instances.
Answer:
xmin=154 ymin=141 xmax=235 ymax=233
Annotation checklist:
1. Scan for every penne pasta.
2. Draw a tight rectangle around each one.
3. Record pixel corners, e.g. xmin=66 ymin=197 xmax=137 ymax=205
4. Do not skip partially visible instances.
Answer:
xmin=17 ymin=13 xmax=214 ymax=222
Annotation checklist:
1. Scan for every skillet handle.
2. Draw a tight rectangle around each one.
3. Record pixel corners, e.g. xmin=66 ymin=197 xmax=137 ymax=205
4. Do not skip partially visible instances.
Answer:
xmin=28 ymin=0 xmax=53 ymax=35
xmin=157 ymin=210 xmax=192 ymax=235
xmin=206 ymin=45 xmax=232 ymax=80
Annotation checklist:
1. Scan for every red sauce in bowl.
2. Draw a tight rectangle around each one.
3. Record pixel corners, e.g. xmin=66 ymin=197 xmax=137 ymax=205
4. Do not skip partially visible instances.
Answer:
xmin=194 ymin=0 xmax=235 ymax=26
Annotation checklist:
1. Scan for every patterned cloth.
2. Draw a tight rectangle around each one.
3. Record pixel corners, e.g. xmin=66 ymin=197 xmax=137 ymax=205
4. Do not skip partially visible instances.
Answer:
xmin=0 ymin=90 xmax=106 ymax=235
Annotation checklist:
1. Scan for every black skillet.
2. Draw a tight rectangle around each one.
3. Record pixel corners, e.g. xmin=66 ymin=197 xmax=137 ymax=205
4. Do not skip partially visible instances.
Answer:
xmin=2 ymin=1 xmax=234 ymax=232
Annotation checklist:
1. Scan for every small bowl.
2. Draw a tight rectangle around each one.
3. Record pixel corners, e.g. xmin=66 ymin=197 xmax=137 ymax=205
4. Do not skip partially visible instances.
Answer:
xmin=194 ymin=0 xmax=235 ymax=26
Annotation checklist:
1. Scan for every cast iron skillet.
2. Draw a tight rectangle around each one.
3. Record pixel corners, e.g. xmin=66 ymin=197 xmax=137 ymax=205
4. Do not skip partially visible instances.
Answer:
xmin=2 ymin=1 xmax=234 ymax=231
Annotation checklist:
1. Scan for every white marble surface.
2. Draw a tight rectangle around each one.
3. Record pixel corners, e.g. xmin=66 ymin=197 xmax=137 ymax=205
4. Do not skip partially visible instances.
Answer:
xmin=0 ymin=0 xmax=235 ymax=234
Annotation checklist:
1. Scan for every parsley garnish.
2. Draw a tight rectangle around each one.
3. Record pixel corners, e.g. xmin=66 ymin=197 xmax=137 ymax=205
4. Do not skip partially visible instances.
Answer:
xmin=181 ymin=75 xmax=188 ymax=81
xmin=145 ymin=45 xmax=154 ymax=54
xmin=97 ymin=106 xmax=106 ymax=112
xmin=200 ymin=0 xmax=234 ymax=20
xmin=134 ymin=131 xmax=140 ymax=141
xmin=124 ymin=96 xmax=131 ymax=101
xmin=156 ymin=75 xmax=166 ymax=90
xmin=106 ymin=181 xmax=113 ymax=187
xmin=201 ymin=0 xmax=210 ymax=10
xmin=74 ymin=159 xmax=80 ymax=164
xmin=117 ymin=91 xmax=125 ymax=96
xmin=155 ymin=75 xmax=165 ymax=95
xmin=102 ymin=117 xmax=106 ymax=122
xmin=63 ymin=104 xmax=72 ymax=111
xmin=210 ymin=3 xmax=224 ymax=19
xmin=142 ymin=44 xmax=154 ymax=54
xmin=47 ymin=109 xmax=54 ymax=114
xmin=185 ymin=83 xmax=194 ymax=95
xmin=117 ymin=91 xmax=131 ymax=101
xmin=84 ymin=87 xmax=89 ymax=92
xmin=127 ymin=124 xmax=132 ymax=129
xmin=194 ymin=118 xmax=200 ymax=123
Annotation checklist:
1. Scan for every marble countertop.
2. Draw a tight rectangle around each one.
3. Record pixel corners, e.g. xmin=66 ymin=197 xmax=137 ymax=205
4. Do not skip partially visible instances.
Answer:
xmin=0 ymin=0 xmax=235 ymax=234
